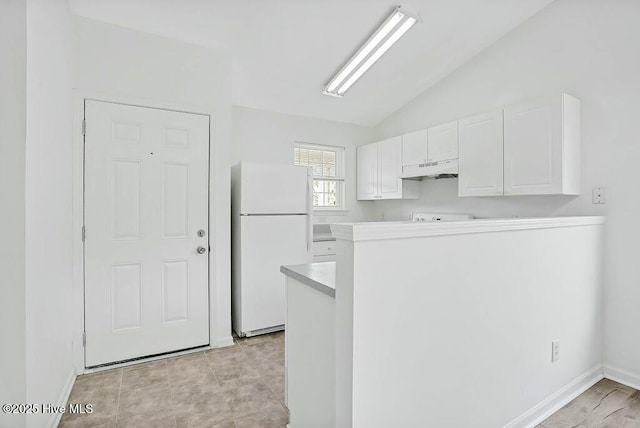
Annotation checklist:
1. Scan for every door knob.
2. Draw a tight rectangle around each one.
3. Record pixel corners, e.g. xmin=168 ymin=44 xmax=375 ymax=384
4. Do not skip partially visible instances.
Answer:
xmin=197 ymin=246 xmax=207 ymax=254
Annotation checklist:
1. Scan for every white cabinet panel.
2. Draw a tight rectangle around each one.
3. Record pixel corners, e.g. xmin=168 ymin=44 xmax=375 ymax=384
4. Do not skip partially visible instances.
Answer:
xmin=356 ymin=143 xmax=378 ymax=200
xmin=312 ymin=241 xmax=336 ymax=262
xmin=378 ymin=136 xmax=403 ymax=199
xmin=458 ymin=110 xmax=504 ymax=197
xmin=402 ymin=129 xmax=428 ymax=167
xmin=357 ymin=138 xmax=418 ymax=200
xmin=427 ymin=121 xmax=458 ymax=162
xmin=504 ymin=98 xmax=560 ymax=195
xmin=312 ymin=241 xmax=336 ymax=256
xmin=504 ymin=93 xmax=579 ymax=195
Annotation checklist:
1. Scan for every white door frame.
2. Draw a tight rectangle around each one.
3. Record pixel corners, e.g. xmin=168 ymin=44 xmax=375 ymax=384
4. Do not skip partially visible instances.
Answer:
xmin=72 ymin=90 xmax=222 ymax=373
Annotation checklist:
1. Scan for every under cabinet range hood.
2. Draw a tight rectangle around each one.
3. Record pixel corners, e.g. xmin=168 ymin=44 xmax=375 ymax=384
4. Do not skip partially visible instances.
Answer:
xmin=398 ymin=119 xmax=459 ymax=179
xmin=401 ymin=158 xmax=458 ymax=179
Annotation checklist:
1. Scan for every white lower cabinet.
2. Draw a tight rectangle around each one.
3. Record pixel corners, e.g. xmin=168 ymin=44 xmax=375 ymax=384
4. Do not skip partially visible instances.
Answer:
xmin=458 ymin=110 xmax=504 ymax=197
xmin=357 ymin=137 xmax=419 ymax=200
xmin=312 ymin=241 xmax=336 ymax=262
xmin=285 ymin=275 xmax=335 ymax=428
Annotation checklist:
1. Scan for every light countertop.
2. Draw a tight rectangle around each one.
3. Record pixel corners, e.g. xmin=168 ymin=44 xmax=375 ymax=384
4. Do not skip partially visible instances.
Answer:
xmin=280 ymin=262 xmax=336 ymax=298
xmin=331 ymin=216 xmax=605 ymax=242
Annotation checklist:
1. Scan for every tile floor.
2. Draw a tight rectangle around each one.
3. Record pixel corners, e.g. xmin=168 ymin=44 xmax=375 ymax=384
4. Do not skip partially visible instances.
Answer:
xmin=539 ymin=378 xmax=640 ymax=428
xmin=60 ymin=332 xmax=287 ymax=428
xmin=61 ymin=332 xmax=640 ymax=428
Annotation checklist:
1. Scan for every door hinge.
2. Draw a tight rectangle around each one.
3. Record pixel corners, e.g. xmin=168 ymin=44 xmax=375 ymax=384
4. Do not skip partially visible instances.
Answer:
xmin=82 ymin=226 xmax=86 ymax=242
xmin=82 ymin=331 xmax=86 ymax=347
xmin=82 ymin=119 xmax=86 ymax=136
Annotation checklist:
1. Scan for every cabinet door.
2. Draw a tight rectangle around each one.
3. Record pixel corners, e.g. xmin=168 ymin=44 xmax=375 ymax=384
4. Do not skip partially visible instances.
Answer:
xmin=378 ymin=136 xmax=403 ymax=199
xmin=504 ymin=97 xmax=562 ymax=195
xmin=402 ymin=129 xmax=428 ymax=167
xmin=458 ymin=110 xmax=504 ymax=197
xmin=356 ymin=143 xmax=378 ymax=200
xmin=427 ymin=121 xmax=458 ymax=162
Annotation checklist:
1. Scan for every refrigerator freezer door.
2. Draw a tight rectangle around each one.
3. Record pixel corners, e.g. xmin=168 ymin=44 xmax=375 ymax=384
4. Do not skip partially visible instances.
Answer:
xmin=240 ymin=162 xmax=310 ymax=214
xmin=238 ymin=215 xmax=311 ymax=334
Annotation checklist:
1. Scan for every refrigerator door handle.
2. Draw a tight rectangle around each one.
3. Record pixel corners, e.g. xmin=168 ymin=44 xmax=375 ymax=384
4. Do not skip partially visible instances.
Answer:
xmin=306 ymin=169 xmax=313 ymax=253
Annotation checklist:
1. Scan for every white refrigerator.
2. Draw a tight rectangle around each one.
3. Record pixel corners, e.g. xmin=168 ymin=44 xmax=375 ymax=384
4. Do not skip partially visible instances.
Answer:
xmin=231 ymin=162 xmax=313 ymax=337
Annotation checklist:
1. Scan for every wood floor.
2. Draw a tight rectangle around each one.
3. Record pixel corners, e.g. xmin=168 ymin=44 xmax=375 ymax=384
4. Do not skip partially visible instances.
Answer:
xmin=61 ymin=332 xmax=639 ymax=427
xmin=539 ymin=378 xmax=640 ymax=428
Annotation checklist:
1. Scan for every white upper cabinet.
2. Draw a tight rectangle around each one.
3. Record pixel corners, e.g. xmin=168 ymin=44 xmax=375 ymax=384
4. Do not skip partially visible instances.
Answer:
xmin=356 ymin=143 xmax=378 ymax=201
xmin=458 ymin=110 xmax=504 ymax=197
xmin=504 ymin=93 xmax=580 ymax=195
xmin=402 ymin=129 xmax=428 ymax=168
xmin=401 ymin=121 xmax=458 ymax=178
xmin=357 ymin=137 xmax=419 ymax=201
xmin=378 ymin=137 xmax=403 ymax=199
xmin=365 ymin=93 xmax=580 ymax=200
xmin=427 ymin=121 xmax=458 ymax=162
xmin=458 ymin=93 xmax=580 ymax=197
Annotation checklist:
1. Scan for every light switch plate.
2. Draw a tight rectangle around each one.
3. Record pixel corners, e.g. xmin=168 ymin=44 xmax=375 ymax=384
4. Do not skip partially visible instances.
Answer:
xmin=592 ymin=187 xmax=605 ymax=204
xmin=552 ymin=340 xmax=560 ymax=362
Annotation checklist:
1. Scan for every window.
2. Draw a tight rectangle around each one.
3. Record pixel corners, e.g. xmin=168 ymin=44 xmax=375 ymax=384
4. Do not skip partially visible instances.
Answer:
xmin=293 ymin=142 xmax=345 ymax=210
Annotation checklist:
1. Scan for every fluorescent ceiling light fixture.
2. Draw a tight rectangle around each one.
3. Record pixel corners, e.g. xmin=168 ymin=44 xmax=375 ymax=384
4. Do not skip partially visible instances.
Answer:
xmin=323 ymin=6 xmax=419 ymax=97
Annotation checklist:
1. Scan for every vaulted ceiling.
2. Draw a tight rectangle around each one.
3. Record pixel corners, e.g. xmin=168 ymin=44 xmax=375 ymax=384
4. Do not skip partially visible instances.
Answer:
xmin=69 ymin=0 xmax=555 ymax=126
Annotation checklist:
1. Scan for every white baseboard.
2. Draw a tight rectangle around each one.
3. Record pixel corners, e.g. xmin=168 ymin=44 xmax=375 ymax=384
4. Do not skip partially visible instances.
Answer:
xmin=503 ymin=364 xmax=603 ymax=428
xmin=48 ymin=369 xmax=77 ymax=428
xmin=603 ymin=364 xmax=640 ymax=391
xmin=215 ymin=336 xmax=235 ymax=348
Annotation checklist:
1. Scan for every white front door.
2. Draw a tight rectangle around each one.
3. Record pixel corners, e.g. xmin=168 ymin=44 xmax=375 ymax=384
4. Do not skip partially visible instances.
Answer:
xmin=84 ymin=100 xmax=210 ymax=367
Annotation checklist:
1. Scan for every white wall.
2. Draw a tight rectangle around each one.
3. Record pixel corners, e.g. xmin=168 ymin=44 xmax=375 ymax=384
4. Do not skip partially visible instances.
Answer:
xmin=72 ymin=17 xmax=234 ymax=346
xmin=24 ymin=0 xmax=75 ymax=426
xmin=0 ymin=0 xmax=27 ymax=427
xmin=371 ymin=0 xmax=640 ymax=383
xmin=336 ymin=220 xmax=604 ymax=427
xmin=232 ymin=106 xmax=375 ymax=223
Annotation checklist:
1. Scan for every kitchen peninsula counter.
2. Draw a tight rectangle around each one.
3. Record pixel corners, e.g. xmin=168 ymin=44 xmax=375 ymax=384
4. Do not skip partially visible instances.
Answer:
xmin=280 ymin=262 xmax=335 ymax=298
xmin=283 ymin=216 xmax=606 ymax=428
xmin=330 ymin=216 xmax=605 ymax=241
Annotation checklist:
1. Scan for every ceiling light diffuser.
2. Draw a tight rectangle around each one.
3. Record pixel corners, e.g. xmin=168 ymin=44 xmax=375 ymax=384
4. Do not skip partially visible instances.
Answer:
xmin=323 ymin=6 xmax=419 ymax=97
